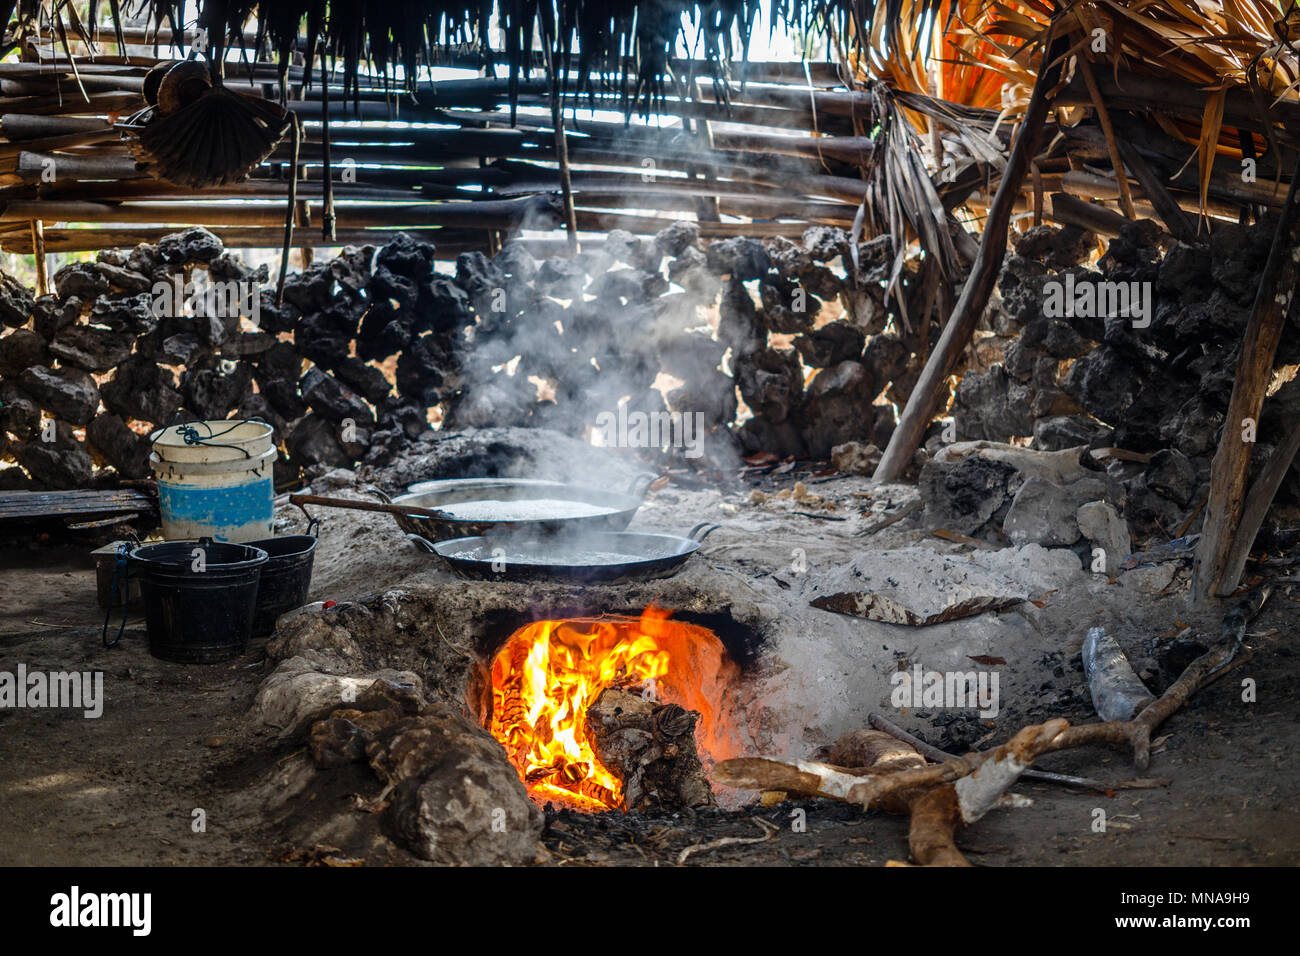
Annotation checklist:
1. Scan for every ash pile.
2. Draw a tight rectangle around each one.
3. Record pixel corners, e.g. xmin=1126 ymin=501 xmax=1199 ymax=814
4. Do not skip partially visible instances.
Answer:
xmin=933 ymin=218 xmax=1300 ymax=553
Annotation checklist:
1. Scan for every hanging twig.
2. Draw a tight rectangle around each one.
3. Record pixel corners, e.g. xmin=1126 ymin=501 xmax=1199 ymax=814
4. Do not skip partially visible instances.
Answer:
xmin=275 ymin=111 xmax=301 ymax=307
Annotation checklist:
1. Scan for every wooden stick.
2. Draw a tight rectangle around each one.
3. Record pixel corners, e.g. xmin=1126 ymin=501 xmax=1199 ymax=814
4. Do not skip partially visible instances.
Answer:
xmin=1117 ymin=140 xmax=1197 ymax=242
xmin=540 ymin=20 xmax=577 ymax=253
xmin=29 ymin=217 xmax=47 ymax=295
xmin=1221 ymin=412 xmax=1300 ymax=594
xmin=1193 ymin=154 xmax=1300 ymax=602
xmin=872 ymin=23 xmax=1068 ymax=482
xmin=288 ymin=493 xmax=453 ymax=521
xmin=1077 ymin=56 xmax=1136 ymax=220
xmin=275 ymin=113 xmax=300 ymax=307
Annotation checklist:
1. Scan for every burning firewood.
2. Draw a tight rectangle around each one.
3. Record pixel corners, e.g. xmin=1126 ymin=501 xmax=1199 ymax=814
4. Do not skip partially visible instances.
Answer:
xmin=585 ymin=688 xmax=716 ymax=812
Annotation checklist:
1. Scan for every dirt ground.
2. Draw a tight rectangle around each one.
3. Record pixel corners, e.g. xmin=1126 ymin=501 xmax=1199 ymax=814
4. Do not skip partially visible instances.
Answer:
xmin=2 ymin=468 xmax=1298 ymax=867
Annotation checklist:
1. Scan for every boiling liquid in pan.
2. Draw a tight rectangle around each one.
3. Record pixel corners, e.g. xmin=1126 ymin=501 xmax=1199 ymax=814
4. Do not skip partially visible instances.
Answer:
xmin=447 ymin=546 xmax=652 ymax=566
xmin=436 ymin=498 xmax=621 ymax=522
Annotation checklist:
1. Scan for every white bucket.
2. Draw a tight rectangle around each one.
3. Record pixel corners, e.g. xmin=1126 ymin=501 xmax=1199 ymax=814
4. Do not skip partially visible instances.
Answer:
xmin=149 ymin=420 xmax=276 ymax=543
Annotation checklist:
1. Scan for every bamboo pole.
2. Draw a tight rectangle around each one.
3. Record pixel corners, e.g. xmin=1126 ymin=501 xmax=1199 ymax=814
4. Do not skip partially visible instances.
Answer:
xmin=873 ymin=23 xmax=1068 ymax=484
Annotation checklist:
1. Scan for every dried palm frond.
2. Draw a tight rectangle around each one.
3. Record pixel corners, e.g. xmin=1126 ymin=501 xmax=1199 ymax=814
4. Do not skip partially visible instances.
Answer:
xmin=841 ymin=0 xmax=1300 ymax=225
xmin=122 ymin=59 xmax=292 ymax=188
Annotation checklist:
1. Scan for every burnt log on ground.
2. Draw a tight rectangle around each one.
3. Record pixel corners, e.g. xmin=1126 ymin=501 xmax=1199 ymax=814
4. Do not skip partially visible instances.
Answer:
xmin=585 ymin=687 xmax=715 ymax=812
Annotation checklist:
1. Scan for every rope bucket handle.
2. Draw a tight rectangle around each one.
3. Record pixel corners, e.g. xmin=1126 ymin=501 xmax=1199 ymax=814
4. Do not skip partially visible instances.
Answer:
xmin=102 ymin=541 xmax=135 ymax=648
xmin=155 ymin=417 xmax=272 ymax=460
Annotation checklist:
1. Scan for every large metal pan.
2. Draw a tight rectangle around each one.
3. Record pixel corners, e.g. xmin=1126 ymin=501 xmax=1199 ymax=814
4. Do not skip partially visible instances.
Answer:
xmin=411 ymin=522 xmax=720 ymax=582
xmin=385 ymin=474 xmax=657 ymax=543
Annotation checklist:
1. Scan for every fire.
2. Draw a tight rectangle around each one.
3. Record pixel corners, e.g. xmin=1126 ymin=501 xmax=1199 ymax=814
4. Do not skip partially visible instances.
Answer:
xmin=488 ymin=607 xmax=737 ymax=811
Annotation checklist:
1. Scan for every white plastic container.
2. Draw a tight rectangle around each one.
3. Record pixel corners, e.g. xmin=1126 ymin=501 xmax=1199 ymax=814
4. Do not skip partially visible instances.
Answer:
xmin=149 ymin=420 xmax=276 ymax=543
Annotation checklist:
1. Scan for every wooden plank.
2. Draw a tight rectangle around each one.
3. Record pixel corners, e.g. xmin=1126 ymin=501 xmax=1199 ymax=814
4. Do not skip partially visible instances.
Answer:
xmin=1192 ymin=154 xmax=1300 ymax=602
xmin=0 ymin=489 xmax=155 ymax=522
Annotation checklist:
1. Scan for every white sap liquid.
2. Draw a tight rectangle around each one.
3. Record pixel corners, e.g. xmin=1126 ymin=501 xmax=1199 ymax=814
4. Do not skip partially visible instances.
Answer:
xmin=438 ymin=498 xmax=620 ymax=521
xmin=448 ymin=547 xmax=650 ymax=566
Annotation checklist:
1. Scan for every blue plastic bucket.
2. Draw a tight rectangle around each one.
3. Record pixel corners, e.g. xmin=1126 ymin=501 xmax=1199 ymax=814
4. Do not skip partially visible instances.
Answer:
xmin=149 ymin=420 xmax=276 ymax=543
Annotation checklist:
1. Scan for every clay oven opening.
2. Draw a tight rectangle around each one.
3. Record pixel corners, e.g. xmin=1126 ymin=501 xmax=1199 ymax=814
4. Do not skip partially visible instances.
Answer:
xmin=483 ymin=607 xmax=742 ymax=811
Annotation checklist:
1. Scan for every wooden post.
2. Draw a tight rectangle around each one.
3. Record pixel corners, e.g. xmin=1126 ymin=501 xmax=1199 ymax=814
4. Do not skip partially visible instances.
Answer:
xmin=1192 ymin=154 xmax=1300 ymax=602
xmin=872 ymin=23 xmax=1067 ymax=483
xmin=29 ymin=218 xmax=48 ymax=295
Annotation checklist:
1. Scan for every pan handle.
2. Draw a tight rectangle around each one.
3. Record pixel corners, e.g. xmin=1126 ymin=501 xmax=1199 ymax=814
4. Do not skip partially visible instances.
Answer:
xmin=627 ymin=471 xmax=660 ymax=499
xmin=688 ymin=522 xmax=721 ymax=543
xmin=406 ymin=533 xmax=439 ymax=554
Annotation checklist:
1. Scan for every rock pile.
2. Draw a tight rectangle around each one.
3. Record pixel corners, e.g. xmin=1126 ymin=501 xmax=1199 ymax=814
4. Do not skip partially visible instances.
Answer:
xmin=2 ymin=222 xmax=927 ymax=490
xmin=950 ymin=219 xmax=1300 ymax=542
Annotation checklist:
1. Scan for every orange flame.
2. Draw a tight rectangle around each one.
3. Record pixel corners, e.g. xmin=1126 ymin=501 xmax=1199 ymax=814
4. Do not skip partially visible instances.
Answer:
xmin=488 ymin=608 xmax=737 ymax=811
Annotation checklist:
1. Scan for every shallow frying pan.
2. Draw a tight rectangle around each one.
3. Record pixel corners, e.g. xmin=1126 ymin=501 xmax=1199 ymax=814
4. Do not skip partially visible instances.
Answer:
xmin=411 ymin=523 xmax=720 ymax=582
xmin=386 ymin=474 xmax=658 ymax=543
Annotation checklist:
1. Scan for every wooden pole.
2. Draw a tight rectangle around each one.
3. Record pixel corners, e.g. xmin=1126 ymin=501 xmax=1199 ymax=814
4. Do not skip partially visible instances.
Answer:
xmin=872 ymin=23 xmax=1067 ymax=483
xmin=1192 ymin=153 xmax=1300 ymax=602
xmin=29 ymin=217 xmax=47 ymax=295
xmin=540 ymin=17 xmax=577 ymax=253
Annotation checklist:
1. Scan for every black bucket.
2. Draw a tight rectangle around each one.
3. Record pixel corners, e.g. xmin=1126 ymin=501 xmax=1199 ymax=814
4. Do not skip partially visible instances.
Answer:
xmin=247 ymin=535 xmax=317 ymax=637
xmin=129 ymin=540 xmax=268 ymax=663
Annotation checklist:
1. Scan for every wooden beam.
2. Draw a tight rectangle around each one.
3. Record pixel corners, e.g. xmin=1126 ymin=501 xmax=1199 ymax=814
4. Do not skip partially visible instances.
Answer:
xmin=872 ymin=23 xmax=1068 ymax=483
xmin=1192 ymin=153 xmax=1300 ymax=602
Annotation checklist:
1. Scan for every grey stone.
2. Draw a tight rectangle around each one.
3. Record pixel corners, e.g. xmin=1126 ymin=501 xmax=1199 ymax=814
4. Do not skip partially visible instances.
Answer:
xmin=18 ymin=365 xmax=100 ymax=425
xmin=155 ymin=226 xmax=223 ymax=264
xmin=1002 ymin=476 xmax=1116 ymax=547
xmin=247 ymin=655 xmax=424 ymax=741
xmin=300 ymin=367 xmax=375 ymax=425
xmin=832 ymin=441 xmax=881 ymax=476
xmin=1032 ymin=415 xmax=1112 ymax=451
xmin=31 ymin=295 xmax=83 ymax=341
xmin=920 ymin=455 xmax=1021 ymax=534
xmin=368 ymin=703 xmax=543 ymax=865
xmin=794 ymin=321 xmax=865 ymax=368
xmin=800 ymin=360 xmax=886 ymax=459
xmin=86 ymin=413 xmax=152 ymax=478
xmin=0 ymin=329 xmax=49 ymax=376
xmin=287 ymin=414 xmax=353 ymax=468
xmin=0 ymin=271 xmax=34 ymax=328
xmin=654 ymin=221 xmax=700 ymax=257
xmin=101 ymin=357 xmax=183 ymax=426
xmin=1147 ymin=448 xmax=1198 ymax=507
xmin=0 ymin=382 xmax=40 ymax=439
xmin=1076 ymin=500 xmax=1133 ymax=572
xmin=49 ymin=324 xmax=136 ymax=371
xmin=53 ymin=261 xmax=111 ymax=301
xmin=802 ymin=226 xmax=849 ymax=262
xmin=9 ymin=420 xmax=93 ymax=488
xmin=705 ymin=237 xmax=770 ymax=280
